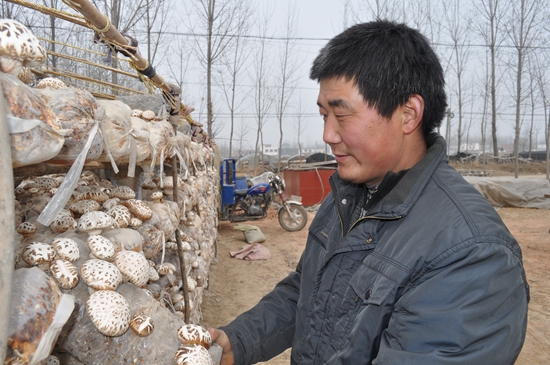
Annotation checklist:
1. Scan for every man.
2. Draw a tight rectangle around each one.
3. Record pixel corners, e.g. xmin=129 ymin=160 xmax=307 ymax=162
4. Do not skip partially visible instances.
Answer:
xmin=209 ymin=20 xmax=529 ymax=364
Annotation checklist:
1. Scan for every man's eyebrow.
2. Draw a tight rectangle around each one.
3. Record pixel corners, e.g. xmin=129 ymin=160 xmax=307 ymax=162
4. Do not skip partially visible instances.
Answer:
xmin=316 ymin=99 xmax=349 ymax=108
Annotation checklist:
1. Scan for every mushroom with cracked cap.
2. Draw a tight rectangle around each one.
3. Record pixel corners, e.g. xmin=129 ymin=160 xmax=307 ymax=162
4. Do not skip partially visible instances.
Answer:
xmin=106 ymin=205 xmax=132 ymax=229
xmin=121 ymin=199 xmax=153 ymax=221
xmin=51 ymin=237 xmax=80 ymax=261
xmin=22 ymin=242 xmax=56 ymax=266
xmin=86 ymin=290 xmax=131 ymax=337
xmin=36 ymin=77 xmax=67 ymax=89
xmin=16 ymin=222 xmax=37 ymax=238
xmin=49 ymin=259 xmax=79 ymax=289
xmin=69 ymin=199 xmax=101 ymax=217
xmin=115 ymin=250 xmax=150 ymax=287
xmin=130 ymin=314 xmax=154 ymax=337
xmin=110 ymin=185 xmax=136 ymax=200
xmin=177 ymin=324 xmax=212 ymax=348
xmin=81 ymin=259 xmax=122 ymax=290
xmin=87 ymin=235 xmax=116 ymax=261
xmin=157 ymin=262 xmax=176 ymax=276
xmin=0 ymin=19 xmax=46 ymax=76
xmin=50 ymin=215 xmax=78 ymax=234
xmin=78 ymin=211 xmax=115 ymax=236
xmin=173 ymin=344 xmax=212 ymax=365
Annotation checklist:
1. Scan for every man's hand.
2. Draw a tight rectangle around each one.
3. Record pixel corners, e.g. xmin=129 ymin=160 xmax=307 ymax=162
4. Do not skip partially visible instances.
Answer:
xmin=208 ymin=328 xmax=235 ymax=365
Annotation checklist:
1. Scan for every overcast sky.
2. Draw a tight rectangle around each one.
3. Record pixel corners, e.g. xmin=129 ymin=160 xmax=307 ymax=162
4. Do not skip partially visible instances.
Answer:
xmin=171 ymin=0 xmax=548 ymax=154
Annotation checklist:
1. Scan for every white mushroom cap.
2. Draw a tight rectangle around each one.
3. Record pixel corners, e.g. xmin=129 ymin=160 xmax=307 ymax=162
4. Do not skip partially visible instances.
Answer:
xmin=17 ymin=66 xmax=32 ymax=84
xmin=86 ymin=290 xmax=130 ymax=337
xmin=50 ymin=215 xmax=78 ymax=234
xmin=51 ymin=237 xmax=80 ymax=261
xmin=150 ymin=191 xmax=163 ymax=203
xmin=44 ymin=355 xmax=60 ymax=365
xmin=131 ymin=109 xmax=143 ymax=117
xmin=0 ymin=19 xmax=46 ymax=76
xmin=173 ymin=344 xmax=212 ymax=365
xmin=22 ymin=242 xmax=56 ymax=265
xmin=176 ymin=324 xmax=212 ymax=348
xmin=148 ymin=266 xmax=159 ymax=282
xmin=102 ymin=197 xmax=120 ymax=211
xmin=36 ymin=77 xmax=67 ymax=89
xmin=130 ymin=314 xmax=154 ymax=337
xmin=69 ymin=199 xmax=101 ymax=216
xmin=81 ymin=259 xmax=122 ymax=290
xmin=121 ymin=199 xmax=153 ymax=221
xmin=110 ymin=186 xmax=136 ymax=200
xmin=87 ymin=235 xmax=115 ymax=261
xmin=76 ymin=190 xmax=109 ymax=203
xmin=49 ymin=259 xmax=79 ymax=289
xmin=174 ymin=299 xmax=186 ymax=313
xmin=128 ymin=217 xmax=142 ymax=228
xmin=186 ymin=276 xmax=197 ymax=292
xmin=141 ymin=110 xmax=156 ymax=121
xmin=78 ymin=211 xmax=115 ymax=236
xmin=157 ymin=262 xmax=176 ymax=276
xmin=106 ymin=205 xmax=131 ymax=229
xmin=115 ymin=251 xmax=150 ymax=288
xmin=16 ymin=222 xmax=37 ymax=237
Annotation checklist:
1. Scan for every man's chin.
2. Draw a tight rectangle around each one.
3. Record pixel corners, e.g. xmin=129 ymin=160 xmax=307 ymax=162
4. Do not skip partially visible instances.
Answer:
xmin=337 ymin=167 xmax=361 ymax=184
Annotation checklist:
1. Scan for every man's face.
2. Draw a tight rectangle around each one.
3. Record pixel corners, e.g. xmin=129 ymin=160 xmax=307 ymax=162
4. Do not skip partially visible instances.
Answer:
xmin=317 ymin=77 xmax=410 ymax=185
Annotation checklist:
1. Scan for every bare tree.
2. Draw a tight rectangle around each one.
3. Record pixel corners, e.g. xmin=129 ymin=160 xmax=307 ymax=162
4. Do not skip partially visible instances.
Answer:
xmin=293 ymin=93 xmax=308 ymax=156
xmin=442 ymin=0 xmax=472 ymax=154
xmin=142 ymin=0 xmax=171 ymax=65
xmin=474 ymin=0 xmax=510 ymax=158
xmin=251 ymin=7 xmax=274 ymax=175
xmin=275 ymin=2 xmax=300 ymax=173
xmin=504 ymin=0 xmax=541 ymax=177
xmin=234 ymin=117 xmax=249 ymax=159
xmin=217 ymin=0 xmax=253 ymax=158
xmin=191 ymin=0 xmax=249 ymax=138
xmin=532 ymin=50 xmax=550 ymax=177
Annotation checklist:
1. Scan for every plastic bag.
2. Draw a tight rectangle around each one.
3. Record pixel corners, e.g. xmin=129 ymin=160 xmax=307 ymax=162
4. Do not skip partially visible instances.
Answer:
xmin=37 ymin=87 xmax=103 ymax=165
xmin=5 ymin=267 xmax=75 ymax=365
xmin=0 ymin=72 xmax=68 ymax=168
xmin=97 ymin=100 xmax=151 ymax=176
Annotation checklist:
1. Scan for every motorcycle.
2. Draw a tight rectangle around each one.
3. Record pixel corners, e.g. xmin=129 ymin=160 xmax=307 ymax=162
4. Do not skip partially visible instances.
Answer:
xmin=219 ymin=158 xmax=308 ymax=232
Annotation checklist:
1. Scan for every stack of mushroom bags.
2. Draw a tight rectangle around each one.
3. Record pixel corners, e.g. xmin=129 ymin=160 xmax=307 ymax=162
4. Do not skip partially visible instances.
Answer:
xmin=11 ymin=161 xmax=219 ymax=363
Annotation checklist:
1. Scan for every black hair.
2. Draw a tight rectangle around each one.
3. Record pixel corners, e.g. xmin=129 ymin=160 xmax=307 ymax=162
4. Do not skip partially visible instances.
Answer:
xmin=310 ymin=20 xmax=447 ymax=140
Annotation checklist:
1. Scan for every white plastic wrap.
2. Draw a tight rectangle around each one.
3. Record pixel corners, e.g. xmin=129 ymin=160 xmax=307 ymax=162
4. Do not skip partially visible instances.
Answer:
xmin=37 ymin=122 xmax=100 ymax=226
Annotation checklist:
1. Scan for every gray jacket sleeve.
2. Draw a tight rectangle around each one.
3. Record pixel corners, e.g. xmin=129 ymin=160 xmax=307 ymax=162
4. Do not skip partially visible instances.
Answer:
xmin=373 ymin=240 xmax=529 ymax=365
xmin=219 ymin=257 xmax=303 ymax=365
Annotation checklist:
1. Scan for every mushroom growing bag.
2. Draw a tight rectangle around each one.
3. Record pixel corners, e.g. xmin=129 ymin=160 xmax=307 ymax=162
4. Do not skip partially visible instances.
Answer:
xmin=0 ymin=72 xmax=67 ymax=167
xmin=97 ymin=100 xmax=151 ymax=177
xmin=37 ymin=87 xmax=104 ymax=165
xmin=6 ymin=267 xmax=75 ymax=365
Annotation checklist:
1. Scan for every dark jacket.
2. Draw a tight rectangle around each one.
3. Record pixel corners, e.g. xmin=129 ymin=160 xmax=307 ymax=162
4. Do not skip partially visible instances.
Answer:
xmin=221 ymin=134 xmax=529 ymax=364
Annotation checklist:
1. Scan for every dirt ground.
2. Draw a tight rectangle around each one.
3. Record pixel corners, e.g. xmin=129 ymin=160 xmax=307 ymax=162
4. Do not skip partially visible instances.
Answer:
xmin=202 ymin=204 xmax=549 ymax=364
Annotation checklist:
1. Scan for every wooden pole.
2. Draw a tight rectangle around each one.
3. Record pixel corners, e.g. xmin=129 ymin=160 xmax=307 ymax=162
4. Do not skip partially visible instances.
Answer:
xmin=0 ymin=83 xmax=16 ymax=364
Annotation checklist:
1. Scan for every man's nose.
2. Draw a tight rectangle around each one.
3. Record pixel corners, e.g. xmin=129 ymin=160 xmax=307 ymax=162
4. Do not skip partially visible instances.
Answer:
xmin=323 ymin=116 xmax=341 ymax=145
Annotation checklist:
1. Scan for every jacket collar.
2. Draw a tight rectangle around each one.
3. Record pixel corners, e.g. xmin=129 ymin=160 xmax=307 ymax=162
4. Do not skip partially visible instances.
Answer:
xmin=330 ymin=133 xmax=447 ymax=220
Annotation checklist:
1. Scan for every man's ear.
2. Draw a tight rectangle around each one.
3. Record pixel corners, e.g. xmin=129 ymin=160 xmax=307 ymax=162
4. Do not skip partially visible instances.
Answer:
xmin=402 ymin=94 xmax=424 ymax=135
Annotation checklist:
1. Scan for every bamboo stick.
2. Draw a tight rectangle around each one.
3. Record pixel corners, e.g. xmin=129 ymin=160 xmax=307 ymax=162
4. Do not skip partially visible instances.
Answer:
xmin=46 ymin=50 xmax=139 ymax=79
